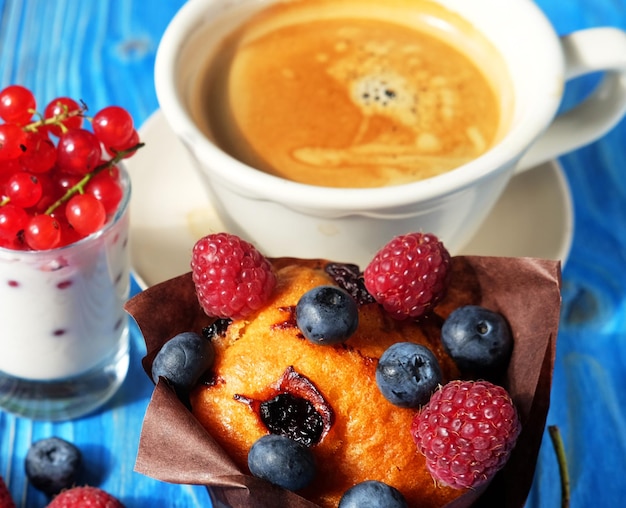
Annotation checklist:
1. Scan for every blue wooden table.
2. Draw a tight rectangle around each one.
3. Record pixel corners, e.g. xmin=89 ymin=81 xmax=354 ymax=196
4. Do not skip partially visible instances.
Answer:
xmin=1 ymin=1 xmax=625 ymax=507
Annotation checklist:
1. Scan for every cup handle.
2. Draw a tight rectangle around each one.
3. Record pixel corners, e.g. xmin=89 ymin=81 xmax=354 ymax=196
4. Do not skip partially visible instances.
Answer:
xmin=516 ymin=27 xmax=626 ymax=172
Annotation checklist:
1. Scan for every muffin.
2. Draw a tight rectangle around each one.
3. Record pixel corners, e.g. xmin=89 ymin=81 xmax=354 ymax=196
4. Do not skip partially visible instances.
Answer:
xmin=126 ymin=233 xmax=562 ymax=508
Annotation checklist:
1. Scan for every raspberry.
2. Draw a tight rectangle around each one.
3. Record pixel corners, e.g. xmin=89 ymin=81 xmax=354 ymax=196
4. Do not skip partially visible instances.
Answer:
xmin=411 ymin=380 xmax=521 ymax=490
xmin=0 ymin=476 xmax=15 ymax=508
xmin=47 ymin=486 xmax=124 ymax=508
xmin=191 ymin=233 xmax=276 ymax=319
xmin=363 ymin=232 xmax=451 ymax=320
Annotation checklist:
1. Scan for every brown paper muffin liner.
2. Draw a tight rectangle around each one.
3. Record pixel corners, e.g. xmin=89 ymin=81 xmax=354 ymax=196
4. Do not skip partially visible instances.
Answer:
xmin=125 ymin=255 xmax=562 ymax=508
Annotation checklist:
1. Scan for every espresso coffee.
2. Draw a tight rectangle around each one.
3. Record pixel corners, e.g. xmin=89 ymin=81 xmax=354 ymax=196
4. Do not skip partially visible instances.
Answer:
xmin=197 ymin=0 xmax=512 ymax=188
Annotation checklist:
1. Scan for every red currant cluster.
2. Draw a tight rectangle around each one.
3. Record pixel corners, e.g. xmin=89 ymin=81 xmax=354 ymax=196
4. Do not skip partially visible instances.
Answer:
xmin=0 ymin=84 xmax=142 ymax=251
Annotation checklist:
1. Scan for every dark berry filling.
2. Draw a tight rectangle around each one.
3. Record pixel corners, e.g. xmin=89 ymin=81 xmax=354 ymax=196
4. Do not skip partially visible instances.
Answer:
xmin=202 ymin=318 xmax=232 ymax=340
xmin=260 ymin=392 xmax=324 ymax=447
xmin=235 ymin=366 xmax=334 ymax=447
xmin=325 ymin=262 xmax=375 ymax=306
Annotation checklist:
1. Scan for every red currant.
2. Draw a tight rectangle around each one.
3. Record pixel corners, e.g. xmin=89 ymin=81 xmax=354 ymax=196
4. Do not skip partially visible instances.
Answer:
xmin=56 ymin=129 xmax=102 ymax=175
xmin=24 ymin=214 xmax=61 ymax=250
xmin=57 ymin=218 xmax=83 ymax=246
xmin=104 ymin=129 xmax=140 ymax=158
xmin=20 ymin=131 xmax=57 ymax=173
xmin=51 ymin=169 xmax=82 ymax=195
xmin=0 ymin=158 xmax=21 ymax=177
xmin=65 ymin=193 xmax=106 ymax=236
xmin=85 ymin=167 xmax=123 ymax=214
xmin=0 ymin=86 xmax=139 ymax=251
xmin=92 ymin=106 xmax=134 ymax=148
xmin=43 ymin=97 xmax=83 ymax=137
xmin=0 ymin=204 xmax=29 ymax=242
xmin=0 ymin=85 xmax=36 ymax=125
xmin=0 ymin=123 xmax=28 ymax=161
xmin=5 ymin=172 xmax=43 ymax=208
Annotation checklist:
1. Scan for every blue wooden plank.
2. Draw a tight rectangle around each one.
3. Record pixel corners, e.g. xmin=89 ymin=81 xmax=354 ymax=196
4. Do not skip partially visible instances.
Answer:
xmin=529 ymin=1 xmax=626 ymax=506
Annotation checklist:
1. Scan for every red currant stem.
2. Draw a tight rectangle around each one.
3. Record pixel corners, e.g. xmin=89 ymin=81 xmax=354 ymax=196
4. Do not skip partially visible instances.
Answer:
xmin=548 ymin=425 xmax=570 ymax=508
xmin=23 ymin=100 xmax=88 ymax=134
xmin=44 ymin=142 xmax=144 ymax=215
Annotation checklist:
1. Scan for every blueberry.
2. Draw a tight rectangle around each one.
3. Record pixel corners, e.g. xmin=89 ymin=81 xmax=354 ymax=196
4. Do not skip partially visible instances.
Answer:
xmin=375 ymin=342 xmax=442 ymax=408
xmin=441 ymin=305 xmax=513 ymax=374
xmin=25 ymin=437 xmax=82 ymax=496
xmin=247 ymin=434 xmax=316 ymax=491
xmin=151 ymin=331 xmax=215 ymax=389
xmin=296 ymin=285 xmax=359 ymax=345
xmin=339 ymin=480 xmax=408 ymax=508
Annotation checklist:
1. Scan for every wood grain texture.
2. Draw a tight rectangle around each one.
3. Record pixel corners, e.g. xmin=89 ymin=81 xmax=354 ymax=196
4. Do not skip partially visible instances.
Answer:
xmin=529 ymin=2 xmax=626 ymax=508
xmin=0 ymin=0 xmax=625 ymax=507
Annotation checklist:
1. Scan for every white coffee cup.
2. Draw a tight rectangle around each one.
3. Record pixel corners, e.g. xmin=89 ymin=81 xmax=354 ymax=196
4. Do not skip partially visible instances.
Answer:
xmin=155 ymin=0 xmax=626 ymax=267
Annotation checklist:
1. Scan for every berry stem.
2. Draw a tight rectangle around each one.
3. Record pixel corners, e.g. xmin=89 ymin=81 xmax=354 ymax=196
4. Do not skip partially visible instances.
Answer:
xmin=23 ymin=100 xmax=88 ymax=134
xmin=44 ymin=142 xmax=144 ymax=215
xmin=548 ymin=425 xmax=570 ymax=508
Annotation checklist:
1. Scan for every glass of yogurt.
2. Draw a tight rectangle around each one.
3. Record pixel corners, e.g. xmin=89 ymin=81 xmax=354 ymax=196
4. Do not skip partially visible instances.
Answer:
xmin=0 ymin=166 xmax=131 ymax=421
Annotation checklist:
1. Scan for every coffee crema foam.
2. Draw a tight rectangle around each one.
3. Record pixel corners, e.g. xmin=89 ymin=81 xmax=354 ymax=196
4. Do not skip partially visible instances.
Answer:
xmin=198 ymin=0 xmax=512 ymax=188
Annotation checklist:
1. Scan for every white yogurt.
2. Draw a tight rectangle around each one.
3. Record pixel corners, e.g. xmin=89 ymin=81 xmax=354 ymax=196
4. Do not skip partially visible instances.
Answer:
xmin=0 ymin=180 xmax=130 ymax=381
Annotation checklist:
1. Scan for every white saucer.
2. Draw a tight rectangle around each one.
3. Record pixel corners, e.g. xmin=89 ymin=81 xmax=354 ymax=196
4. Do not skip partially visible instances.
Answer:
xmin=126 ymin=110 xmax=574 ymax=288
